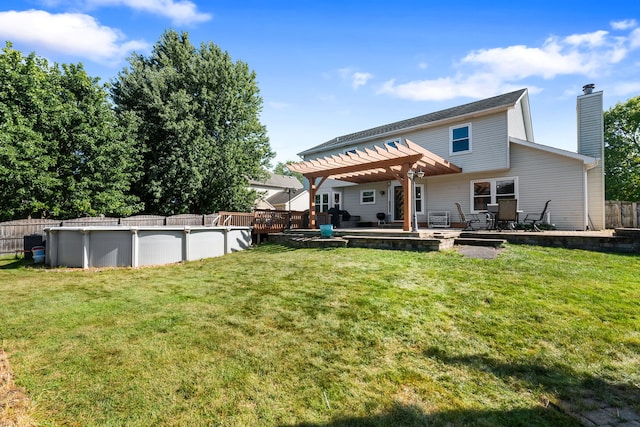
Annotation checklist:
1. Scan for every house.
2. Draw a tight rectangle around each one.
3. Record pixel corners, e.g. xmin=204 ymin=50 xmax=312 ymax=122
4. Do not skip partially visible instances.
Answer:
xmin=288 ymin=86 xmax=605 ymax=231
xmin=248 ymin=171 xmax=308 ymax=211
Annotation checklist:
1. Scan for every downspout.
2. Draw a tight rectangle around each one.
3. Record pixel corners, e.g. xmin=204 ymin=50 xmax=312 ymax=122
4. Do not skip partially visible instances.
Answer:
xmin=584 ymin=159 xmax=599 ymax=231
xmin=583 ymin=167 xmax=589 ymax=231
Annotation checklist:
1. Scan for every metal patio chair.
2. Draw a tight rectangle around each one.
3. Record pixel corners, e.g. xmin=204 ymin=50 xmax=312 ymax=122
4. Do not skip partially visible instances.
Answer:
xmin=523 ymin=200 xmax=551 ymax=231
xmin=455 ymin=202 xmax=480 ymax=231
xmin=496 ymin=199 xmax=518 ymax=231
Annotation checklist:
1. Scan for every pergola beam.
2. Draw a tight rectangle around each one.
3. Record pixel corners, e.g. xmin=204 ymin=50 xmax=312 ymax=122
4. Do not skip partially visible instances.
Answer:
xmin=287 ymin=139 xmax=462 ymax=229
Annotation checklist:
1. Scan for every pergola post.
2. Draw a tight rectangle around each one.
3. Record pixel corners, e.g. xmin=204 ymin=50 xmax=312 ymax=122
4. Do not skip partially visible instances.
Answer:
xmin=402 ymin=164 xmax=412 ymax=232
xmin=308 ymin=176 xmax=317 ymax=229
xmin=305 ymin=175 xmax=329 ymax=229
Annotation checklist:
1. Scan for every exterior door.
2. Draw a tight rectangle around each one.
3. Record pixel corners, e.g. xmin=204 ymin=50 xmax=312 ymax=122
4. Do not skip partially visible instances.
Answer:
xmin=394 ymin=186 xmax=404 ymax=220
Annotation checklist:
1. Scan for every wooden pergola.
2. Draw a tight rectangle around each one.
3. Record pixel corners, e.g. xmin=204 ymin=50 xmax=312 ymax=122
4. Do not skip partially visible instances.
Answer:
xmin=287 ymin=139 xmax=462 ymax=231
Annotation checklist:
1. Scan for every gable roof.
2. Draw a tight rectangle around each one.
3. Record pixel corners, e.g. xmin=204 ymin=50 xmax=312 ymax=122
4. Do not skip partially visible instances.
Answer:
xmin=299 ymin=88 xmax=528 ymax=157
xmin=266 ymin=189 xmax=306 ymax=206
xmin=248 ymin=171 xmax=304 ymax=190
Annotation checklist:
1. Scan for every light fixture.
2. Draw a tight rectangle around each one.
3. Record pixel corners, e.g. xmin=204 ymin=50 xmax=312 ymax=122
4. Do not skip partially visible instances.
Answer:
xmin=380 ymin=190 xmax=385 ymax=196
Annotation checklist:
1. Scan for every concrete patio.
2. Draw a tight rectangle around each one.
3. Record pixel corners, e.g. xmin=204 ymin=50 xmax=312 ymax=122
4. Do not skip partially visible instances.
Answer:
xmin=267 ymin=227 xmax=640 ymax=254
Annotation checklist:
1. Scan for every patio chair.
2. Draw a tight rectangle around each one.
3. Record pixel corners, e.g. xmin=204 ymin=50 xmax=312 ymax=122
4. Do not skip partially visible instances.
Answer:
xmin=455 ymin=202 xmax=480 ymax=231
xmin=523 ymin=200 xmax=551 ymax=231
xmin=496 ymin=199 xmax=518 ymax=231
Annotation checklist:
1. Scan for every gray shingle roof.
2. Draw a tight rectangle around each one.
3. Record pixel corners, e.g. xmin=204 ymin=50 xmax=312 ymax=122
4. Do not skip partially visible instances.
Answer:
xmin=267 ymin=190 xmax=301 ymax=205
xmin=299 ymin=88 xmax=527 ymax=157
xmin=248 ymin=171 xmax=304 ymax=190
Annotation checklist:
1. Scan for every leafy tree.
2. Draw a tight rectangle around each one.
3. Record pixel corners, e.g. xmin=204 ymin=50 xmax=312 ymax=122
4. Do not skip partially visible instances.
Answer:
xmin=0 ymin=42 xmax=141 ymax=220
xmin=49 ymin=63 xmax=143 ymax=218
xmin=111 ymin=30 xmax=273 ymax=215
xmin=274 ymin=160 xmax=304 ymax=184
xmin=604 ymin=96 xmax=640 ymax=201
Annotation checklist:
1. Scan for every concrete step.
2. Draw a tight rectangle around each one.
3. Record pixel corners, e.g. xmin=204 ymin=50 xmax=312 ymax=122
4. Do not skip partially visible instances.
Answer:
xmin=454 ymin=237 xmax=505 ymax=248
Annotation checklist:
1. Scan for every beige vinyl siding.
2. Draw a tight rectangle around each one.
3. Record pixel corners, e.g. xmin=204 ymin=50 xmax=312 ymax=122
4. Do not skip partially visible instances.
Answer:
xmin=424 ymin=174 xmax=486 ymax=227
xmin=423 ymin=144 xmax=590 ymax=231
xmin=507 ymin=100 xmax=528 ymax=140
xmin=342 ymin=183 xmax=389 ymax=223
xmin=586 ymin=164 xmax=605 ymax=230
xmin=510 ymin=143 xmax=586 ymax=230
xmin=306 ymin=112 xmax=510 ymax=173
xmin=577 ymin=91 xmax=604 ymax=158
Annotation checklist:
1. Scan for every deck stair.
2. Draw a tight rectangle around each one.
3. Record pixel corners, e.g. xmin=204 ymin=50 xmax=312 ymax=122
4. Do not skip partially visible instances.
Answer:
xmin=454 ymin=237 xmax=506 ymax=248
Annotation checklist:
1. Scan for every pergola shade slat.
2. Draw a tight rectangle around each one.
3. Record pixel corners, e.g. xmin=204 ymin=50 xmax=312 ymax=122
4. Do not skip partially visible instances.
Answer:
xmin=287 ymin=139 xmax=462 ymax=231
xmin=287 ymin=139 xmax=461 ymax=183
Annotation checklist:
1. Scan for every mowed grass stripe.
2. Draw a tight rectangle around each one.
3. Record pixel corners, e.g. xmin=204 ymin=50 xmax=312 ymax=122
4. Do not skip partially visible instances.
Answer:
xmin=1 ymin=244 xmax=638 ymax=426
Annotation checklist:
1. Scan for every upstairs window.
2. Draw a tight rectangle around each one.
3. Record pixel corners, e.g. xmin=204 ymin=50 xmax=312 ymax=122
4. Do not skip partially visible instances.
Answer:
xmin=385 ymin=138 xmax=401 ymax=149
xmin=450 ymin=124 xmax=471 ymax=155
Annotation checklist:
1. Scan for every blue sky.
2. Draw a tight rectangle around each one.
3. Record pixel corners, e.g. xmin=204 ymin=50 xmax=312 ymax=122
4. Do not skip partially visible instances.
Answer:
xmin=1 ymin=1 xmax=639 ymax=166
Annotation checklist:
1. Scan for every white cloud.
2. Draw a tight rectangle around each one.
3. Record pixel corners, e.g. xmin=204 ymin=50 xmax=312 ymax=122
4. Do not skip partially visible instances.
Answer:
xmin=565 ymin=30 xmax=609 ymax=47
xmin=0 ymin=10 xmax=148 ymax=64
xmin=352 ymin=72 xmax=373 ymax=89
xmin=611 ymin=19 xmax=637 ymax=30
xmin=631 ymin=28 xmax=640 ymax=49
xmin=85 ymin=0 xmax=211 ymax=25
xmin=610 ymin=81 xmax=640 ymax=96
xmin=380 ymin=27 xmax=639 ymax=102
xmin=331 ymin=68 xmax=373 ymax=89
xmin=378 ymin=75 xmax=535 ymax=101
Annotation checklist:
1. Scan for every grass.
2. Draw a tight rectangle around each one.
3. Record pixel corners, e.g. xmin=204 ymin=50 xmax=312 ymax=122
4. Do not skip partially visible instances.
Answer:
xmin=0 ymin=243 xmax=639 ymax=426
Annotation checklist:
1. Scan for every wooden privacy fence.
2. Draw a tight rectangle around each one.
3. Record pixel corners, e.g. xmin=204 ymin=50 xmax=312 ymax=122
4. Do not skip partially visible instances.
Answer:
xmin=605 ymin=201 xmax=639 ymax=229
xmin=0 ymin=210 xmax=321 ymax=254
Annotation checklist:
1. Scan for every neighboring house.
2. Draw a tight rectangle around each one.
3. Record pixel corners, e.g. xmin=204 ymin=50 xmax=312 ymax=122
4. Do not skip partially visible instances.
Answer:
xmin=248 ymin=172 xmax=308 ymax=211
xmin=288 ymin=86 xmax=605 ymax=231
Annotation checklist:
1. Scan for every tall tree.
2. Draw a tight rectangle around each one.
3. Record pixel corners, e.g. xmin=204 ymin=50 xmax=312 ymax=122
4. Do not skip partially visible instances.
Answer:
xmin=604 ymin=96 xmax=640 ymax=201
xmin=274 ymin=160 xmax=304 ymax=184
xmin=0 ymin=42 xmax=141 ymax=220
xmin=0 ymin=44 xmax=63 ymax=220
xmin=49 ymin=63 xmax=143 ymax=218
xmin=111 ymin=30 xmax=273 ymax=215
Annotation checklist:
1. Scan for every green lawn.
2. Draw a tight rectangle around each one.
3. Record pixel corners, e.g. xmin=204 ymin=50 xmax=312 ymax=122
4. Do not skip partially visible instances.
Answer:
xmin=1 ymin=244 xmax=639 ymax=426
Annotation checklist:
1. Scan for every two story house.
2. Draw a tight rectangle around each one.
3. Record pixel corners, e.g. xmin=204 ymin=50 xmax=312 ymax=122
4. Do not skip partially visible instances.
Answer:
xmin=288 ymin=86 xmax=605 ymax=231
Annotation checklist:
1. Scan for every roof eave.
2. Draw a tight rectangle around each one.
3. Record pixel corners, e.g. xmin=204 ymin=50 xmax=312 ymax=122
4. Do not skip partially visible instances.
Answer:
xmin=510 ymin=137 xmax=597 ymax=166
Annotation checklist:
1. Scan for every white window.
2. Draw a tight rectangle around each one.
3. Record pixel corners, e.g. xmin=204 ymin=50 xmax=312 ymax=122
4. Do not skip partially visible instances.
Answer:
xmin=414 ymin=184 xmax=424 ymax=214
xmin=360 ymin=189 xmax=375 ymax=204
xmin=470 ymin=177 xmax=518 ymax=213
xmin=332 ymin=192 xmax=342 ymax=210
xmin=315 ymin=193 xmax=330 ymax=212
xmin=450 ymin=124 xmax=472 ymax=155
